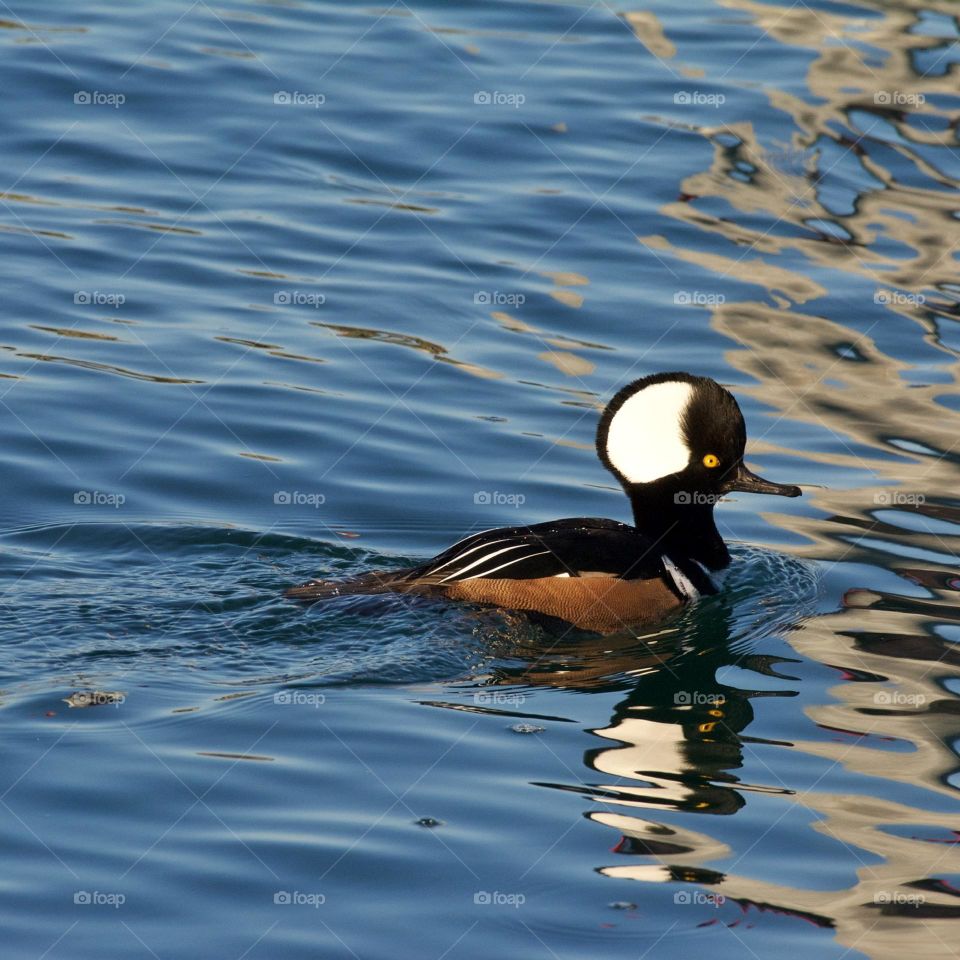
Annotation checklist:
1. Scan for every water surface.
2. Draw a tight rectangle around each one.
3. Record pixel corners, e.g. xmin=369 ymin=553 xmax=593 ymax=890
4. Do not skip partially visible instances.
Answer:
xmin=2 ymin=1 xmax=959 ymax=957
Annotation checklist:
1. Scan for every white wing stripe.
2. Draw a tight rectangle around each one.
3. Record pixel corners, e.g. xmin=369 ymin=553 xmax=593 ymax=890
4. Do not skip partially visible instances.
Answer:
xmin=430 ymin=538 xmax=509 ymax=575
xmin=661 ymin=554 xmax=699 ymax=600
xmin=438 ymin=543 xmax=529 ymax=583
xmin=459 ymin=550 xmax=552 ymax=581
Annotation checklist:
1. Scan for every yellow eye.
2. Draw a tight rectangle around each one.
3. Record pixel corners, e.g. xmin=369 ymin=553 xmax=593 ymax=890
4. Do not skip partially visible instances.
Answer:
xmin=703 ymin=454 xmax=720 ymax=468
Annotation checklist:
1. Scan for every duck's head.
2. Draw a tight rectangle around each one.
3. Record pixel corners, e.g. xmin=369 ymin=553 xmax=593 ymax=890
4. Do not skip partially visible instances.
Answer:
xmin=596 ymin=372 xmax=800 ymax=567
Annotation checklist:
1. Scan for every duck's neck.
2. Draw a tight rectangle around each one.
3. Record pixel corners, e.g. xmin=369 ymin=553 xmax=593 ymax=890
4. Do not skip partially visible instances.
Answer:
xmin=626 ymin=487 xmax=731 ymax=571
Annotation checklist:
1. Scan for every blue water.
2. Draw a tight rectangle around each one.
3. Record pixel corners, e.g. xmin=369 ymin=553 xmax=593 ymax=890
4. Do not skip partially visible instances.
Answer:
xmin=2 ymin=1 xmax=960 ymax=956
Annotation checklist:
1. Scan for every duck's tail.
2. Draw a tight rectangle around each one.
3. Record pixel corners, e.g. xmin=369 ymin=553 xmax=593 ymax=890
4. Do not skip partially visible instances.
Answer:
xmin=285 ymin=568 xmax=424 ymax=602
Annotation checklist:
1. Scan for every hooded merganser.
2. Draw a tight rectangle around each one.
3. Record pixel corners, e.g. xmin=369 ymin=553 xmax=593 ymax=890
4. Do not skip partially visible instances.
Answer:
xmin=287 ymin=372 xmax=801 ymax=633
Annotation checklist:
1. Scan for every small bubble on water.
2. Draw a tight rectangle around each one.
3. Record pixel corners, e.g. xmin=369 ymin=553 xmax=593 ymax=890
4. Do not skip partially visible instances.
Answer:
xmin=415 ymin=817 xmax=443 ymax=828
xmin=510 ymin=723 xmax=544 ymax=734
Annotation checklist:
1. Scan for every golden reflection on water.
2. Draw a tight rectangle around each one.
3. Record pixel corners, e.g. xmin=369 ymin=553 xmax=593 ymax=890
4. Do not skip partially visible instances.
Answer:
xmin=537 ymin=1 xmax=960 ymax=954
xmin=715 ymin=301 xmax=960 ymax=539
xmin=647 ymin=0 xmax=960 ymax=309
xmin=486 ymin=555 xmax=960 ymax=955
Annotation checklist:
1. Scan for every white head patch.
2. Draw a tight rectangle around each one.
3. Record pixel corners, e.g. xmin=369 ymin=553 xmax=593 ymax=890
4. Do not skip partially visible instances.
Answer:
xmin=605 ymin=380 xmax=693 ymax=484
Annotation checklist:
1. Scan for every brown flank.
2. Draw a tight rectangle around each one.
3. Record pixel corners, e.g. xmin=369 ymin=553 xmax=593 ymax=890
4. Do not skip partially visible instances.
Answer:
xmin=443 ymin=575 xmax=680 ymax=634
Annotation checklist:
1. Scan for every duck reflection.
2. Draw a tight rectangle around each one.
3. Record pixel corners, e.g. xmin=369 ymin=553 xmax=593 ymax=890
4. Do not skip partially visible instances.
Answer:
xmin=579 ymin=652 xmax=790 ymax=819
xmin=462 ymin=593 xmax=847 ymax=923
xmin=444 ymin=522 xmax=960 ymax=957
xmin=489 ymin=617 xmax=792 ymax=820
